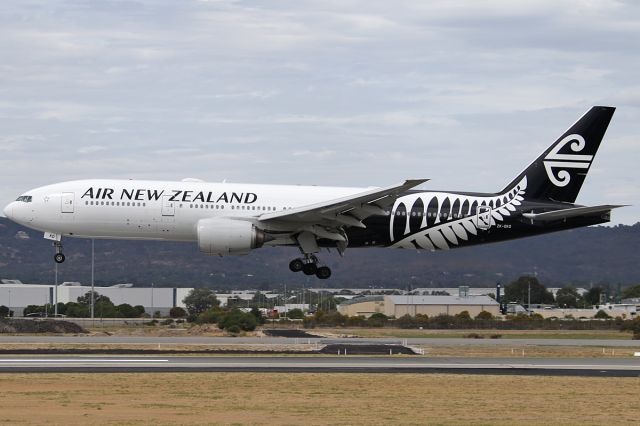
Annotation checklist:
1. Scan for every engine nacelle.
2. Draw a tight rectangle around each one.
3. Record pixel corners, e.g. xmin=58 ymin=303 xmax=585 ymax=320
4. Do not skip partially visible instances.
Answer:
xmin=197 ymin=218 xmax=265 ymax=255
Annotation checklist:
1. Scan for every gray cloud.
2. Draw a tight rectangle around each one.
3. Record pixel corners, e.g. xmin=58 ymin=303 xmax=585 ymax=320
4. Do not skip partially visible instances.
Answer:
xmin=0 ymin=0 xmax=638 ymax=224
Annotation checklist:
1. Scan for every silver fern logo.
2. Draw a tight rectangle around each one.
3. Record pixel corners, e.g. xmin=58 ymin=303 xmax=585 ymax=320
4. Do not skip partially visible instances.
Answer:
xmin=389 ymin=177 xmax=527 ymax=251
xmin=543 ymin=134 xmax=593 ymax=187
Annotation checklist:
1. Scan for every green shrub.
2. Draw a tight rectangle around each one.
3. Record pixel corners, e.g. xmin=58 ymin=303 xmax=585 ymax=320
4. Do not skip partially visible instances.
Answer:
xmin=475 ymin=311 xmax=494 ymax=320
xmin=286 ymin=308 xmax=305 ymax=319
xmin=196 ymin=308 xmax=223 ymax=324
xmin=0 ymin=306 xmax=10 ymax=317
xmin=169 ymin=307 xmax=187 ymax=318
xmin=218 ymin=309 xmax=257 ymax=332
xmin=226 ymin=325 xmax=241 ymax=334
xmin=455 ymin=311 xmax=472 ymax=321
xmin=367 ymin=312 xmax=388 ymax=327
xmin=594 ymin=310 xmax=611 ymax=319
xmin=115 ymin=304 xmax=140 ymax=318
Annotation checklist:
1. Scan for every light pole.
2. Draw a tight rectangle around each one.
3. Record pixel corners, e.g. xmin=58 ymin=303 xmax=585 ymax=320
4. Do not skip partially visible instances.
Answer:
xmin=54 ymin=261 xmax=58 ymax=317
xmin=151 ymin=282 xmax=155 ymax=318
xmin=91 ymin=239 xmax=95 ymax=319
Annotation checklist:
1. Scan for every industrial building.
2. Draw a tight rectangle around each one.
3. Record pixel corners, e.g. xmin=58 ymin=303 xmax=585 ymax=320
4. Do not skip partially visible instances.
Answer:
xmin=338 ymin=294 xmax=500 ymax=318
xmin=0 ymin=280 xmax=193 ymax=316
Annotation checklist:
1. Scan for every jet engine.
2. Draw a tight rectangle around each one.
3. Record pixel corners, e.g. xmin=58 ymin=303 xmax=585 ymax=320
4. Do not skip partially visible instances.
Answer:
xmin=197 ymin=218 xmax=266 ymax=255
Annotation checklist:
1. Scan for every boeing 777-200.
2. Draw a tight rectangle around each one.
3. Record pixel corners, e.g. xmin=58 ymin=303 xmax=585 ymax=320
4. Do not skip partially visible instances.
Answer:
xmin=3 ymin=106 xmax=624 ymax=279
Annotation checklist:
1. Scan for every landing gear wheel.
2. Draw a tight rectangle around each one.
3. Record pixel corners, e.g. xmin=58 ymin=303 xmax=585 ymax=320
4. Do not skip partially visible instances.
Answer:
xmin=302 ymin=262 xmax=318 ymax=275
xmin=316 ymin=266 xmax=331 ymax=280
xmin=54 ymin=253 xmax=65 ymax=264
xmin=289 ymin=258 xmax=304 ymax=272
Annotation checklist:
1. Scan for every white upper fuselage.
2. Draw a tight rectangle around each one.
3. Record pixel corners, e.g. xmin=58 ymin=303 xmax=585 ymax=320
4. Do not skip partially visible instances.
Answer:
xmin=3 ymin=179 xmax=370 ymax=241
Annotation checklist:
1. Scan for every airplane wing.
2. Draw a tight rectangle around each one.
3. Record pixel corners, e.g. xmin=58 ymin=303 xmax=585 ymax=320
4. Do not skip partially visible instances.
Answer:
xmin=522 ymin=205 xmax=626 ymax=223
xmin=259 ymin=179 xmax=427 ymax=229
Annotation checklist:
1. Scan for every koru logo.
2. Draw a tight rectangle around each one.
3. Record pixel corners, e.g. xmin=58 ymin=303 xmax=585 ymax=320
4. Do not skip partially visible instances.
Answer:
xmin=543 ymin=134 xmax=593 ymax=187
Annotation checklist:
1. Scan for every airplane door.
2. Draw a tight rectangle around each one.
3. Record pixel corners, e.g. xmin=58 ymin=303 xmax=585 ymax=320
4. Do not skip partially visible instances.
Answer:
xmin=161 ymin=195 xmax=175 ymax=216
xmin=61 ymin=193 xmax=75 ymax=213
xmin=476 ymin=205 xmax=492 ymax=230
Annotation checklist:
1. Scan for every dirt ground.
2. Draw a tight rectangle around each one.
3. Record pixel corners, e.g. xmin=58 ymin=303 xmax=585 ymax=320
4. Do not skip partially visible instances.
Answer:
xmin=0 ymin=373 xmax=638 ymax=425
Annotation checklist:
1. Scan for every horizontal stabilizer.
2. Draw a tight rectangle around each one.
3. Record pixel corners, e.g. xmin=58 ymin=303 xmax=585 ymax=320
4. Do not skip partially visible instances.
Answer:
xmin=522 ymin=205 xmax=626 ymax=223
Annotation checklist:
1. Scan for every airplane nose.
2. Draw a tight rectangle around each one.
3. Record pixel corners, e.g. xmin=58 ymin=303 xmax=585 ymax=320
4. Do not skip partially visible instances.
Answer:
xmin=3 ymin=203 xmax=13 ymax=219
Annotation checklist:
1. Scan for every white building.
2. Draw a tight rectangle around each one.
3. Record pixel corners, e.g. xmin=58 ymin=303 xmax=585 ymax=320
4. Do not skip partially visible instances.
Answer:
xmin=0 ymin=280 xmax=193 ymax=316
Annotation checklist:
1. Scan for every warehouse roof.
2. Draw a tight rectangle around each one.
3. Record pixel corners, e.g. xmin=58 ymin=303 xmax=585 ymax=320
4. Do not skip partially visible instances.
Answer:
xmin=386 ymin=295 xmax=498 ymax=306
xmin=339 ymin=295 xmax=384 ymax=306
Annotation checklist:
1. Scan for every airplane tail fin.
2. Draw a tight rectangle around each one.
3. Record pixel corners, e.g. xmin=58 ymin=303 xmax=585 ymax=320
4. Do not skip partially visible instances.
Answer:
xmin=501 ymin=106 xmax=615 ymax=203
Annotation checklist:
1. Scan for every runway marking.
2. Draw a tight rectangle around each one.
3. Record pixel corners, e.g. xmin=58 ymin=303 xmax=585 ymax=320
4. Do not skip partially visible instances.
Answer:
xmin=0 ymin=359 xmax=169 ymax=363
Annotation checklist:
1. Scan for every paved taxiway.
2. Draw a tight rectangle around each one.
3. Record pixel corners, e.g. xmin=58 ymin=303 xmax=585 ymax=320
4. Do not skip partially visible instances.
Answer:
xmin=0 ymin=355 xmax=638 ymax=376
xmin=1 ymin=335 xmax=639 ymax=347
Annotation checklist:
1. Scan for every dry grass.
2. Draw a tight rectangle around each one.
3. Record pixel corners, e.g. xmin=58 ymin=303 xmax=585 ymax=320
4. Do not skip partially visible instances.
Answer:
xmin=0 ymin=373 xmax=638 ymax=425
xmin=419 ymin=345 xmax=640 ymax=358
xmin=0 ymin=343 xmax=637 ymax=358
xmin=319 ymin=328 xmax=633 ymax=340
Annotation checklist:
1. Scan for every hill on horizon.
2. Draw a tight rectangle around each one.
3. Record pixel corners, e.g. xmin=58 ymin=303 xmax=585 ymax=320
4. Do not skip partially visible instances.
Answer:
xmin=1 ymin=218 xmax=638 ymax=290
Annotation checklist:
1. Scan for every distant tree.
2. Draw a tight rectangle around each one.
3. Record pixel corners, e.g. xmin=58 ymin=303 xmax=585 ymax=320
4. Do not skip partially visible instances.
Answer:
xmin=621 ymin=285 xmax=640 ymax=299
xmin=455 ymin=311 xmax=472 ymax=321
xmin=397 ymin=314 xmax=416 ymax=328
xmin=23 ymin=305 xmax=46 ymax=316
xmin=183 ymin=288 xmax=220 ymax=316
xmin=367 ymin=312 xmax=388 ymax=327
xmin=134 ymin=305 xmax=146 ymax=316
xmin=77 ymin=291 xmax=111 ymax=306
xmin=286 ymin=308 xmax=305 ymax=319
xmin=169 ymin=307 xmax=187 ymax=318
xmin=584 ymin=287 xmax=604 ymax=306
xmin=94 ymin=298 xmax=117 ymax=318
xmin=504 ymin=276 xmax=555 ymax=305
xmin=115 ymin=303 xmax=140 ymax=318
xmin=0 ymin=305 xmax=10 ymax=317
xmin=196 ymin=308 xmax=223 ymax=324
xmin=475 ymin=311 xmax=494 ymax=320
xmin=249 ymin=307 xmax=265 ymax=325
xmin=218 ymin=309 xmax=257 ymax=332
xmin=555 ymin=287 xmax=583 ymax=308
xmin=594 ymin=310 xmax=611 ymax=319
xmin=64 ymin=302 xmax=89 ymax=317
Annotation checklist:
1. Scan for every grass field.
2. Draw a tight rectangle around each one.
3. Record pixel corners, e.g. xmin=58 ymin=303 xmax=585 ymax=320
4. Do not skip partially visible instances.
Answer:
xmin=0 ymin=373 xmax=638 ymax=425
xmin=318 ymin=328 xmax=634 ymax=340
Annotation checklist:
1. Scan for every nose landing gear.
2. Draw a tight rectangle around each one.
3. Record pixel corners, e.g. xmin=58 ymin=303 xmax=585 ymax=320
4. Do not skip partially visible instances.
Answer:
xmin=53 ymin=241 xmax=65 ymax=264
xmin=289 ymin=254 xmax=331 ymax=279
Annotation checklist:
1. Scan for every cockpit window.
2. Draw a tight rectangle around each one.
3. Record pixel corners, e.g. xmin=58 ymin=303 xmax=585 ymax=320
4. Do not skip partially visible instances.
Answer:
xmin=15 ymin=196 xmax=32 ymax=203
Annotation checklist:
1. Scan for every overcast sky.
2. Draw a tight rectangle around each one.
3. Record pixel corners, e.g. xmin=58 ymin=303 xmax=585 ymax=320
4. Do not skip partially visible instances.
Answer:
xmin=1 ymin=0 xmax=638 ymax=224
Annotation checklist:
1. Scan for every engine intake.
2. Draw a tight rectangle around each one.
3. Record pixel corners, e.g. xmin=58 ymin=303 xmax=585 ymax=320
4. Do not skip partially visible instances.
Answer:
xmin=197 ymin=218 xmax=265 ymax=255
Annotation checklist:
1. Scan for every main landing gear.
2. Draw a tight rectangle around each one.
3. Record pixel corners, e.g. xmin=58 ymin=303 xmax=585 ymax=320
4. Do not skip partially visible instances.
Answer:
xmin=289 ymin=254 xmax=331 ymax=280
xmin=53 ymin=241 xmax=65 ymax=264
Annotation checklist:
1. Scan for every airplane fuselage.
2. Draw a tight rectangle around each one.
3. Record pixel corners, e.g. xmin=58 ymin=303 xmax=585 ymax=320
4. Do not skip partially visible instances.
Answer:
xmin=3 ymin=177 xmax=607 ymax=251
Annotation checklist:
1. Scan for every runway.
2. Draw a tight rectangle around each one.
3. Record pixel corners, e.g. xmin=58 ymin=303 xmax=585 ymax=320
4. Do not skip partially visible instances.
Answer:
xmin=0 ymin=355 xmax=638 ymax=376
xmin=1 ymin=335 xmax=639 ymax=347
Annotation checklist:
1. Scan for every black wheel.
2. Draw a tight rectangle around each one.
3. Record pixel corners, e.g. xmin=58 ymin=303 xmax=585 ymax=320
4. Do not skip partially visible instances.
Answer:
xmin=316 ymin=266 xmax=331 ymax=280
xmin=302 ymin=262 xmax=317 ymax=275
xmin=289 ymin=258 xmax=304 ymax=272
xmin=54 ymin=253 xmax=65 ymax=264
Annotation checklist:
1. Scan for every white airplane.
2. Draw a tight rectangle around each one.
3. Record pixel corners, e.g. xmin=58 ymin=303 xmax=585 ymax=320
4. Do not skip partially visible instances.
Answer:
xmin=3 ymin=106 xmax=623 ymax=279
